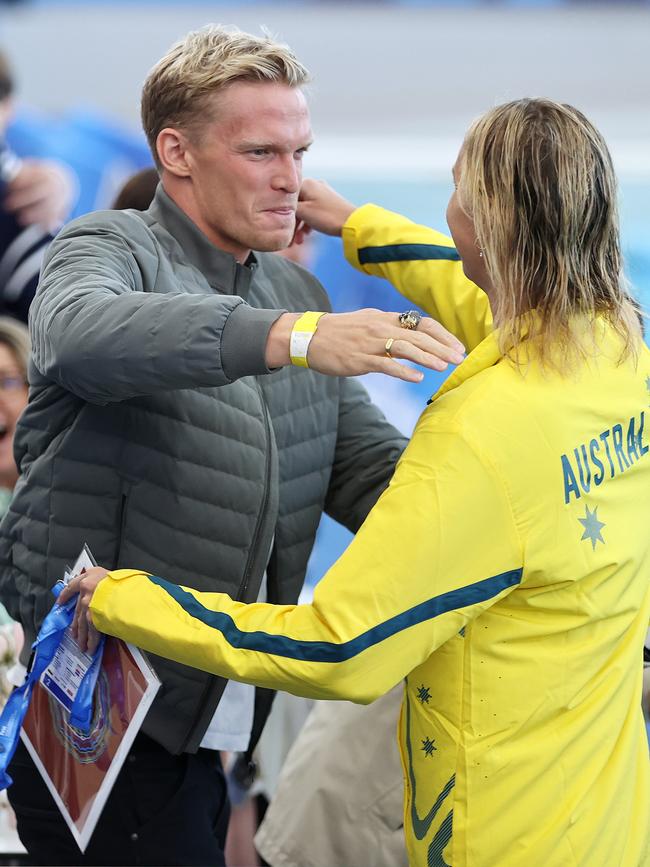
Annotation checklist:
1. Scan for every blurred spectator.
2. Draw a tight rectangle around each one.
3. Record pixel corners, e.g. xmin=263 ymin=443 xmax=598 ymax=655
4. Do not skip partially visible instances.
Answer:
xmin=0 ymin=315 xmax=28 ymax=688
xmin=0 ymin=320 xmax=30 ymax=856
xmin=0 ymin=316 xmax=28 ymax=510
xmin=0 ymin=314 xmax=28 ymax=665
xmin=255 ymin=685 xmax=406 ymax=867
xmin=0 ymin=317 xmax=28 ymax=858
xmin=112 ymin=167 xmax=158 ymax=210
xmin=0 ymin=50 xmax=76 ymax=323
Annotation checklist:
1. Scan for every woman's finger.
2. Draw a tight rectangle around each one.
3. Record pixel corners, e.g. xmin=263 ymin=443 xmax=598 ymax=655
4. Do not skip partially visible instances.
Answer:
xmin=70 ymin=593 xmax=83 ymax=642
xmin=58 ymin=575 xmax=80 ymax=605
xmin=86 ymin=617 xmax=101 ymax=655
xmin=76 ymin=602 xmax=89 ymax=653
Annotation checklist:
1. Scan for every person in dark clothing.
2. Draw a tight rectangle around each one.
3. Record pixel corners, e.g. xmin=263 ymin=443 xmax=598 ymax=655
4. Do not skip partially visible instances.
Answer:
xmin=0 ymin=25 xmax=463 ymax=867
xmin=111 ymin=167 xmax=158 ymax=211
xmin=0 ymin=50 xmax=75 ymax=323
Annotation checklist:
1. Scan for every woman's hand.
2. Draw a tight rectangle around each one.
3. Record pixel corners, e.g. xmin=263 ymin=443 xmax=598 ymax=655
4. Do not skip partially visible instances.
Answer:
xmin=57 ymin=566 xmax=110 ymax=654
xmin=296 ymin=179 xmax=356 ymax=237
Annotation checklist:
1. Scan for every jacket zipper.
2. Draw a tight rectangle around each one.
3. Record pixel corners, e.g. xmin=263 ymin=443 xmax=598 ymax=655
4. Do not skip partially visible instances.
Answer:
xmin=180 ymin=379 xmax=272 ymax=751
xmin=236 ymin=380 xmax=272 ymax=602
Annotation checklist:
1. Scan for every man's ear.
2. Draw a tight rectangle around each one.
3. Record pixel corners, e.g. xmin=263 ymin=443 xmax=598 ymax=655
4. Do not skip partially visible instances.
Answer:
xmin=157 ymin=127 xmax=193 ymax=178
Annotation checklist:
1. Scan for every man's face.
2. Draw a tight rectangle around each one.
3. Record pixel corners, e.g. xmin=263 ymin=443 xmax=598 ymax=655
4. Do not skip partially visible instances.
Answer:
xmin=172 ymin=81 xmax=312 ymax=260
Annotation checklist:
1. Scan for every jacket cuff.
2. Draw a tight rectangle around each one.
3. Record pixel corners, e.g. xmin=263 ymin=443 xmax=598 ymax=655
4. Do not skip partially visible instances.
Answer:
xmin=89 ymin=570 xmax=146 ymax=619
xmin=220 ymin=303 xmax=287 ymax=381
xmin=106 ymin=569 xmax=149 ymax=581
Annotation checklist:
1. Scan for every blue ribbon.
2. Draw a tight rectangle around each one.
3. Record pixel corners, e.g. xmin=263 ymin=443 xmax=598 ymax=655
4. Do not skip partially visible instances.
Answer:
xmin=0 ymin=581 xmax=105 ymax=790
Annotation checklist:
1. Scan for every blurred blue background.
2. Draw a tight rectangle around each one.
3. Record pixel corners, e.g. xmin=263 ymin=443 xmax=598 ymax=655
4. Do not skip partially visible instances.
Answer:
xmin=13 ymin=1 xmax=650 ymax=6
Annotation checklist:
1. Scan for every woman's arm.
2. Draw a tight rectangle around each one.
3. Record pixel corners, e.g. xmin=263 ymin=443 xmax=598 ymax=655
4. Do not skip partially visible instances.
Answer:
xmin=72 ymin=410 xmax=523 ymax=704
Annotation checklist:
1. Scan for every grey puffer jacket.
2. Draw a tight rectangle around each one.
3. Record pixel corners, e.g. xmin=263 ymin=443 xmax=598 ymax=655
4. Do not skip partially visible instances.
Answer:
xmin=0 ymin=187 xmax=407 ymax=753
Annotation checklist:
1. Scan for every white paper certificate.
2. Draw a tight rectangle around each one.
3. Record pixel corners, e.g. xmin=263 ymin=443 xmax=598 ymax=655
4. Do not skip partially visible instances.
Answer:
xmin=22 ymin=545 xmax=160 ymax=853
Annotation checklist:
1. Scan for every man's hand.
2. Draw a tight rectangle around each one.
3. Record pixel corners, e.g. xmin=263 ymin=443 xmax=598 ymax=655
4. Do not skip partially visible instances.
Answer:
xmin=3 ymin=158 xmax=75 ymax=230
xmin=296 ymin=179 xmax=356 ymax=237
xmin=266 ymin=309 xmax=465 ymax=382
xmin=57 ymin=566 xmax=110 ymax=654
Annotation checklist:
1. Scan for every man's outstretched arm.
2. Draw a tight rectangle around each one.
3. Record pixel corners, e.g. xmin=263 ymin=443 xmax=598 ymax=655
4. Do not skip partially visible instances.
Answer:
xmin=33 ymin=212 xmax=464 ymax=404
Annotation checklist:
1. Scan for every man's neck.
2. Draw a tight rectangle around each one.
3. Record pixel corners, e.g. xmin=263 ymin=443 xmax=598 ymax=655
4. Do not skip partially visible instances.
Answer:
xmin=161 ymin=179 xmax=250 ymax=264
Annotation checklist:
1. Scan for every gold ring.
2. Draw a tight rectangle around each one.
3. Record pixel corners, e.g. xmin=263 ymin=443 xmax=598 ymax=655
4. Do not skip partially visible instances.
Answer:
xmin=385 ymin=337 xmax=395 ymax=358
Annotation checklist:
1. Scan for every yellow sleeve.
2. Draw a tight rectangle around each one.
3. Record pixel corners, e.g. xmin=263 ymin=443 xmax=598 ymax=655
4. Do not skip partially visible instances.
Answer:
xmin=342 ymin=203 xmax=493 ymax=352
xmin=90 ymin=411 xmax=522 ymax=704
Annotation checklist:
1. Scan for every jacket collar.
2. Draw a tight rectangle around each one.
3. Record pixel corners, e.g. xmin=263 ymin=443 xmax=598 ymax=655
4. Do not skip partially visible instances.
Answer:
xmin=429 ymin=312 xmax=619 ymax=404
xmin=147 ymin=184 xmax=256 ymax=295
xmin=430 ymin=330 xmax=502 ymax=404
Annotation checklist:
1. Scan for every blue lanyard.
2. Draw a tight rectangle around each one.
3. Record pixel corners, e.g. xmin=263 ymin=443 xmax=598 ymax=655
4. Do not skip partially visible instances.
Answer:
xmin=0 ymin=581 xmax=104 ymax=790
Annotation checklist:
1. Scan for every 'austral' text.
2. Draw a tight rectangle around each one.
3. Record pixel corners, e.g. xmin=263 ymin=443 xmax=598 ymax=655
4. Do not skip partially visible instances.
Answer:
xmin=561 ymin=411 xmax=649 ymax=504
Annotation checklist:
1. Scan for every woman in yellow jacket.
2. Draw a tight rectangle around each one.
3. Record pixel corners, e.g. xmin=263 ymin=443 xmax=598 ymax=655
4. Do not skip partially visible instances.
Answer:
xmin=64 ymin=99 xmax=650 ymax=867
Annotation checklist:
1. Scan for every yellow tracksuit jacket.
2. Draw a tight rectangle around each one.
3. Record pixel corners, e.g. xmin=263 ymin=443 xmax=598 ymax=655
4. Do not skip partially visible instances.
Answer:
xmin=91 ymin=205 xmax=650 ymax=867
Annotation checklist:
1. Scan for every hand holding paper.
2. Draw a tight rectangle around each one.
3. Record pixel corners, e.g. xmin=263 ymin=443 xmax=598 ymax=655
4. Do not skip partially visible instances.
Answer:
xmin=58 ymin=567 xmax=110 ymax=653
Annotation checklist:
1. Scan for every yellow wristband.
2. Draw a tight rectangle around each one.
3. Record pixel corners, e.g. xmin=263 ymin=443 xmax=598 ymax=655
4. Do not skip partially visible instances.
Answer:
xmin=290 ymin=311 xmax=326 ymax=368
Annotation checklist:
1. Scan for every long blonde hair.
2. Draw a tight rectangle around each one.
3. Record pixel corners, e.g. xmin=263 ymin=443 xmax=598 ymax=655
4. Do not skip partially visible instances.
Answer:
xmin=458 ymin=98 xmax=642 ymax=367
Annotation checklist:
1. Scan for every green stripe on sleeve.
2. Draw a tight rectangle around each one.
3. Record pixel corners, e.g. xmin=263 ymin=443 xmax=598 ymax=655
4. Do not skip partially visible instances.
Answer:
xmin=358 ymin=243 xmax=461 ymax=264
xmin=147 ymin=567 xmax=522 ymax=663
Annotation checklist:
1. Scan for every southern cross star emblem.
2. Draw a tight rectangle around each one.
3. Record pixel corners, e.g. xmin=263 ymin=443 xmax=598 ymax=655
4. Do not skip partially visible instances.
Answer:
xmin=416 ymin=685 xmax=432 ymax=705
xmin=421 ymin=737 xmax=437 ymax=758
xmin=578 ymin=504 xmax=606 ymax=550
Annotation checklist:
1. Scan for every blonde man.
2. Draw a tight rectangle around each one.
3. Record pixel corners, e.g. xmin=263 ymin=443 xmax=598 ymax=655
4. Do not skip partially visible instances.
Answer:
xmin=0 ymin=25 xmax=462 ymax=866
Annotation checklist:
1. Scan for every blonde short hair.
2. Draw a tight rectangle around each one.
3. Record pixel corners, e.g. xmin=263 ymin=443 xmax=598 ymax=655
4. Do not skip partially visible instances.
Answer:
xmin=141 ymin=25 xmax=310 ymax=167
xmin=458 ymin=98 xmax=642 ymax=367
